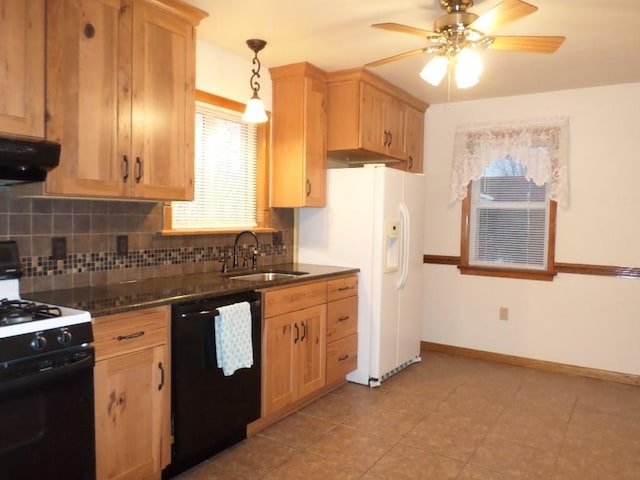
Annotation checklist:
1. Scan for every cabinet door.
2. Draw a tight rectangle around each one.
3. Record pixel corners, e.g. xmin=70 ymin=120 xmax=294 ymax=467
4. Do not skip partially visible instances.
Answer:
xmin=404 ymin=105 xmax=424 ymax=173
xmin=384 ymin=96 xmax=407 ymax=160
xmin=45 ymin=0 xmax=127 ymax=197
xmin=263 ymin=311 xmax=296 ymax=416
xmin=360 ymin=83 xmax=386 ymax=154
xmin=94 ymin=344 xmax=167 ymax=480
xmin=129 ymin=2 xmax=195 ymax=201
xmin=270 ymin=63 xmax=327 ymax=208
xmin=0 ymin=0 xmax=45 ymax=138
xmin=302 ymin=75 xmax=327 ymax=207
xmin=297 ymin=304 xmax=327 ymax=398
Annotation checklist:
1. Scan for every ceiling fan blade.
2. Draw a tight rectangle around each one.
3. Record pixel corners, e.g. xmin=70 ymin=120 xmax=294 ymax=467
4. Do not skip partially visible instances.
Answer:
xmin=372 ymin=22 xmax=440 ymax=38
xmin=469 ymin=0 xmax=538 ymax=35
xmin=365 ymin=48 xmax=427 ymax=68
xmin=489 ymin=35 xmax=565 ymax=53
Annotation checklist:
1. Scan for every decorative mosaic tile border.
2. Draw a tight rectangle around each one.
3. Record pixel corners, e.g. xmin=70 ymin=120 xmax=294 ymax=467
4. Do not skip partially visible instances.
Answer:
xmin=20 ymin=244 xmax=287 ymax=278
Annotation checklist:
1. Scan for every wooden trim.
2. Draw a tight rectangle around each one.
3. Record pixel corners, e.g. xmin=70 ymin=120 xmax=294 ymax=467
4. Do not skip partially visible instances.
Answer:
xmin=555 ymin=263 xmax=640 ymax=279
xmin=423 ymin=255 xmax=640 ymax=280
xmin=421 ymin=341 xmax=640 ymax=386
xmin=423 ymin=255 xmax=459 ymax=265
xmin=458 ymin=265 xmax=555 ymax=281
xmin=196 ymin=91 xmax=245 ymax=114
xmin=144 ymin=0 xmax=208 ymax=25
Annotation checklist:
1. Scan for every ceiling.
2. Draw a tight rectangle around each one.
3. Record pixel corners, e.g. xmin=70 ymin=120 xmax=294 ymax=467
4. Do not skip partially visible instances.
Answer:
xmin=184 ymin=0 xmax=640 ymax=105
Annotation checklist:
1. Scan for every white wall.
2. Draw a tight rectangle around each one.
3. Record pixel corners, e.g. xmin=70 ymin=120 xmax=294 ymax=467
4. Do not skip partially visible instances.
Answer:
xmin=195 ymin=40 xmax=272 ymax=110
xmin=423 ymin=83 xmax=640 ymax=375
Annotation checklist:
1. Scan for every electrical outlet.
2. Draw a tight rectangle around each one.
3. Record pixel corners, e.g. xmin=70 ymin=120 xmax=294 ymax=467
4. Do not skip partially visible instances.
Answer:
xmin=51 ymin=237 xmax=67 ymax=260
xmin=499 ymin=307 xmax=509 ymax=321
xmin=273 ymin=231 xmax=283 ymax=246
xmin=116 ymin=235 xmax=128 ymax=256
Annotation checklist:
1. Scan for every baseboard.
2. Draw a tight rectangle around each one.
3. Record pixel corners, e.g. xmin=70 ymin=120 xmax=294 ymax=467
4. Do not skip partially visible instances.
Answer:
xmin=421 ymin=341 xmax=640 ymax=386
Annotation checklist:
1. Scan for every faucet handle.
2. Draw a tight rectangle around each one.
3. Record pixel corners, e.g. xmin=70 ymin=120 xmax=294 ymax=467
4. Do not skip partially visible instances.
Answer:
xmin=252 ymin=249 xmax=258 ymax=270
xmin=220 ymin=256 xmax=228 ymax=273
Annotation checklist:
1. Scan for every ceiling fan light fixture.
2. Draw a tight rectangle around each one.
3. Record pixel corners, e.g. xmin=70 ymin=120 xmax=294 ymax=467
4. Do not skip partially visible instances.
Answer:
xmin=420 ymin=55 xmax=449 ymax=86
xmin=242 ymin=38 xmax=268 ymax=124
xmin=454 ymin=48 xmax=483 ymax=88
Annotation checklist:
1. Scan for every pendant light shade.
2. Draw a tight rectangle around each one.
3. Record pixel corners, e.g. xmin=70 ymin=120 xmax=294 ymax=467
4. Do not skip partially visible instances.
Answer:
xmin=242 ymin=39 xmax=268 ymax=124
xmin=242 ymin=91 xmax=268 ymax=123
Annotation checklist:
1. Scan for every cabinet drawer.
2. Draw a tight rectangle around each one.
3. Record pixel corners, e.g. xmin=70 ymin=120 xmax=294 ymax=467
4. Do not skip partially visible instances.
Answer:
xmin=263 ymin=281 xmax=327 ymax=318
xmin=327 ymin=275 xmax=357 ymax=302
xmin=326 ymin=333 xmax=357 ymax=385
xmin=93 ymin=306 xmax=169 ymax=361
xmin=327 ymin=296 xmax=357 ymax=343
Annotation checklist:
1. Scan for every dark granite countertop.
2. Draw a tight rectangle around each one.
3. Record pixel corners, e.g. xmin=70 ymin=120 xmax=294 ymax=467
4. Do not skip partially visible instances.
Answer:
xmin=23 ymin=263 xmax=359 ymax=318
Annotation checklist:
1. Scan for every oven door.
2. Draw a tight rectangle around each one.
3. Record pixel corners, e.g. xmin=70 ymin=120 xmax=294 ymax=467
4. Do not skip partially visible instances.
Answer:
xmin=0 ymin=348 xmax=96 ymax=480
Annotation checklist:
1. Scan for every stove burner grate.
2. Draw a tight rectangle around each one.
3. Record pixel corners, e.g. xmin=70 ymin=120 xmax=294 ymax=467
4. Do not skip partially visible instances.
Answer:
xmin=0 ymin=299 xmax=63 ymax=326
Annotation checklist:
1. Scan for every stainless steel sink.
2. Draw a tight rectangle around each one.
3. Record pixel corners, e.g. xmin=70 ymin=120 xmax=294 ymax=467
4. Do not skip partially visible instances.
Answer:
xmin=229 ymin=270 xmax=308 ymax=282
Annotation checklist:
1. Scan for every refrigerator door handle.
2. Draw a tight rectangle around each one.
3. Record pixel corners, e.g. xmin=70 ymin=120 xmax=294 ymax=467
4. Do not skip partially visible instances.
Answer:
xmin=398 ymin=201 xmax=410 ymax=290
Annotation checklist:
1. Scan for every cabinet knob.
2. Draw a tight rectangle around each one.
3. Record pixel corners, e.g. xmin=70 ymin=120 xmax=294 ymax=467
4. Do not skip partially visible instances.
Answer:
xmin=83 ymin=23 xmax=95 ymax=39
xmin=408 ymin=155 xmax=413 ymax=170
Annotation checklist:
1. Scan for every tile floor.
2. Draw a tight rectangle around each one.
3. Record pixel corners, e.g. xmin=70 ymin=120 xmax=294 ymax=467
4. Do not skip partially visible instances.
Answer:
xmin=174 ymin=351 xmax=640 ymax=479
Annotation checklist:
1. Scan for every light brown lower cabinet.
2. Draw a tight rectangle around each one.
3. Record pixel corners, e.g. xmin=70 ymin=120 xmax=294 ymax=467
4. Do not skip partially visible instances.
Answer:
xmin=260 ymin=275 xmax=358 ymax=422
xmin=93 ymin=306 xmax=171 ymax=480
xmin=262 ymin=282 xmax=327 ymax=416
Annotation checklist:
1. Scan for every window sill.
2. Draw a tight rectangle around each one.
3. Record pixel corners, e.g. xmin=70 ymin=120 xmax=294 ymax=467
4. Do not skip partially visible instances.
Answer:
xmin=159 ymin=227 xmax=277 ymax=236
xmin=458 ymin=265 xmax=555 ymax=281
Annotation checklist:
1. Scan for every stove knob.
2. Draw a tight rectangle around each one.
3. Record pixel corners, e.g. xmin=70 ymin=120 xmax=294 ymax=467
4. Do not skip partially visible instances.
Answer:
xmin=57 ymin=329 xmax=72 ymax=345
xmin=31 ymin=334 xmax=47 ymax=351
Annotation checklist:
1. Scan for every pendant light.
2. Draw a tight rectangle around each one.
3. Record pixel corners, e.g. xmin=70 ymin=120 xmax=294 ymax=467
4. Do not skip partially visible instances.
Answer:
xmin=242 ymin=39 xmax=268 ymax=123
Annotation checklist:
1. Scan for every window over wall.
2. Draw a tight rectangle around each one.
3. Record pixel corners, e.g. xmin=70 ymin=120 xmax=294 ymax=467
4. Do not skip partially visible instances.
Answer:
xmin=464 ymin=157 xmax=555 ymax=278
xmin=164 ymin=91 xmax=271 ymax=233
xmin=452 ymin=117 xmax=568 ymax=280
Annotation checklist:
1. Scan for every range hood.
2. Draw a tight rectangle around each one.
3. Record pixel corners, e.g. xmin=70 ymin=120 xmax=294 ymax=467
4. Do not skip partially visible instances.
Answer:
xmin=0 ymin=136 xmax=60 ymax=186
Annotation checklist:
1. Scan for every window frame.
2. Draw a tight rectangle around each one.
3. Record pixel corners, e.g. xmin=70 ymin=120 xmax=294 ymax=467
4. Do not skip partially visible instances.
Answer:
xmin=460 ymin=182 xmax=557 ymax=281
xmin=162 ymin=90 xmax=273 ymax=235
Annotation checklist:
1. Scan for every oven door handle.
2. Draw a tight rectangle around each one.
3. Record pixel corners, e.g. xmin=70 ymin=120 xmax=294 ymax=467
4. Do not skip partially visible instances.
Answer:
xmin=0 ymin=351 xmax=95 ymax=395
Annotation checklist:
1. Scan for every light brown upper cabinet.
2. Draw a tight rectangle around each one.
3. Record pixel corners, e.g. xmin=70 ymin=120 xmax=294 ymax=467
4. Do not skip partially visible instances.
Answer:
xmin=326 ymin=68 xmax=428 ymax=172
xmin=0 ymin=0 xmax=45 ymax=139
xmin=44 ymin=0 xmax=206 ymax=200
xmin=269 ymin=62 xmax=327 ymax=207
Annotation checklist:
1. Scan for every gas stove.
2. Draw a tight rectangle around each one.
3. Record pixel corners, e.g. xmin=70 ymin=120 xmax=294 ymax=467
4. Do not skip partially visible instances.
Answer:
xmin=0 ymin=241 xmax=92 ymax=360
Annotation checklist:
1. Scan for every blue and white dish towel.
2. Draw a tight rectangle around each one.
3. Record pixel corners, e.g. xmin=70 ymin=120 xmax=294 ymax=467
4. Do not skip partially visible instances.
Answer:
xmin=214 ymin=301 xmax=253 ymax=376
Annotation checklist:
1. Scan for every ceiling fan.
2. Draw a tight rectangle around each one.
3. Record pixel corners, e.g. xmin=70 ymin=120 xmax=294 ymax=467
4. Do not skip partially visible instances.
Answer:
xmin=366 ymin=0 xmax=565 ymax=88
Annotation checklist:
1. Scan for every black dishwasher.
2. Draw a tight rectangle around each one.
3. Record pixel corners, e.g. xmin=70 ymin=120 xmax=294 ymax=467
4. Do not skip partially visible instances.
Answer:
xmin=163 ymin=290 xmax=261 ymax=479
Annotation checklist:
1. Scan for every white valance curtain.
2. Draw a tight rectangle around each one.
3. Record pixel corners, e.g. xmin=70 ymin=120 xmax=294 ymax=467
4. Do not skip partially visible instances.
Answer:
xmin=450 ymin=116 xmax=570 ymax=206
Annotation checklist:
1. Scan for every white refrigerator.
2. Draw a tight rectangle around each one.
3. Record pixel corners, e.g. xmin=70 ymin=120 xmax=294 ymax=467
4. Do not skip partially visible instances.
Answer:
xmin=298 ymin=165 xmax=425 ymax=386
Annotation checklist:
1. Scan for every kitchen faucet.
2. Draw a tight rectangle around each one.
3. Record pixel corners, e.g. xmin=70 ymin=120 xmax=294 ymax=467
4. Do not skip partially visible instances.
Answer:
xmin=233 ymin=231 xmax=259 ymax=270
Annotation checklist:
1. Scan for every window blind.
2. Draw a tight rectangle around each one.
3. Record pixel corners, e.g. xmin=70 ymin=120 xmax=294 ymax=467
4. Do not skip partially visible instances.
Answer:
xmin=469 ymin=161 xmax=550 ymax=270
xmin=172 ymin=102 xmax=257 ymax=229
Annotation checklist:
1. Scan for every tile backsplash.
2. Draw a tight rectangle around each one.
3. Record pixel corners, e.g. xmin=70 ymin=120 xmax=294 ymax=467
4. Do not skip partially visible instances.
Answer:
xmin=0 ymin=189 xmax=293 ymax=294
